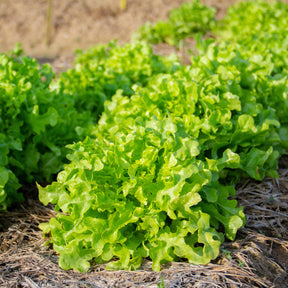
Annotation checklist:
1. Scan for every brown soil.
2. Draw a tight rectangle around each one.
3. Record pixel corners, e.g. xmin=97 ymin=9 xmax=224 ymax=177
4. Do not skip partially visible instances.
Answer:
xmin=0 ymin=0 xmax=288 ymax=287
xmin=0 ymin=0 xmax=240 ymax=58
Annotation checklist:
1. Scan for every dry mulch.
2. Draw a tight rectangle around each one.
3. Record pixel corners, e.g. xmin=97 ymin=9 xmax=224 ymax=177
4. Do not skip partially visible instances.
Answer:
xmin=1 ymin=1 xmax=288 ymax=287
xmin=1 ymin=166 xmax=287 ymax=288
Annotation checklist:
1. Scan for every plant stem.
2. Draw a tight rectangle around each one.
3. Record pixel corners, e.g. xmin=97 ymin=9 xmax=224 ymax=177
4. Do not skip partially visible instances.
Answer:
xmin=120 ymin=0 xmax=127 ymax=10
xmin=46 ymin=0 xmax=53 ymax=46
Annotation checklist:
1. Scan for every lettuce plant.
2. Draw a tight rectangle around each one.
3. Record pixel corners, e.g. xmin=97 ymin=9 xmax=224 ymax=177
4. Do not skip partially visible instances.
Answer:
xmin=39 ymin=36 xmax=287 ymax=271
xmin=133 ymin=0 xmax=216 ymax=46
xmin=214 ymin=0 xmax=288 ymax=76
xmin=39 ymin=116 xmax=245 ymax=272
xmin=0 ymin=47 xmax=92 ymax=210
xmin=27 ymin=0 xmax=288 ymax=272
xmin=211 ymin=0 xmax=288 ymax=147
xmin=0 ymin=41 xmax=180 ymax=211
xmin=0 ymin=47 xmax=56 ymax=209
xmin=58 ymin=41 xmax=180 ymax=119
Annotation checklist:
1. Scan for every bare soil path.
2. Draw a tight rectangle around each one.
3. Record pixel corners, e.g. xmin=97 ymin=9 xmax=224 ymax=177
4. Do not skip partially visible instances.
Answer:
xmin=0 ymin=0 xmax=240 ymax=58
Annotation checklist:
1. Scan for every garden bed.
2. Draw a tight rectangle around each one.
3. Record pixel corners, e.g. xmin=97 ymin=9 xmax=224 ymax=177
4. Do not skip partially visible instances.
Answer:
xmin=0 ymin=1 xmax=288 ymax=287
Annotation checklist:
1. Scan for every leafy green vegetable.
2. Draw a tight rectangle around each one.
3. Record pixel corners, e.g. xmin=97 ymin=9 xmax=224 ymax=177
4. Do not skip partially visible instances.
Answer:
xmin=0 ymin=46 xmax=92 ymax=210
xmin=38 ymin=118 xmax=244 ymax=271
xmin=39 ymin=32 xmax=288 ymax=271
xmin=215 ymin=0 xmax=288 ymax=75
xmin=2 ymin=0 xmax=286 ymax=272
xmin=58 ymin=41 xmax=180 ymax=119
xmin=133 ymin=0 xmax=216 ymax=46
xmin=0 ymin=41 xmax=179 ymax=211
xmin=212 ymin=0 xmax=288 ymax=145
xmin=39 ymin=25 xmax=288 ymax=269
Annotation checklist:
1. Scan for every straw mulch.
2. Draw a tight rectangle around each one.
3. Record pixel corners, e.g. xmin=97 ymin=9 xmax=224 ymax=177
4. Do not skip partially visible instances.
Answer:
xmin=1 ymin=159 xmax=287 ymax=288
xmin=1 ymin=0 xmax=288 ymax=286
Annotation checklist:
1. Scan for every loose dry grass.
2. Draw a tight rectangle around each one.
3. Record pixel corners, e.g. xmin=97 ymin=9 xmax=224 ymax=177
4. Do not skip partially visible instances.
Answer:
xmin=1 ymin=165 xmax=287 ymax=288
xmin=1 ymin=1 xmax=288 ymax=286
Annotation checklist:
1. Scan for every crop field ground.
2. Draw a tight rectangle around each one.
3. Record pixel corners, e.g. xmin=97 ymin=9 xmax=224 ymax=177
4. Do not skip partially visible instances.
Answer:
xmin=0 ymin=0 xmax=288 ymax=287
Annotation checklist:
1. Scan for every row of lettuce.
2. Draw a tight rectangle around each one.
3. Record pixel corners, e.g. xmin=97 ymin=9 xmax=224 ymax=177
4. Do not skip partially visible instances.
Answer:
xmin=1 ymin=0 xmax=287 ymax=271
